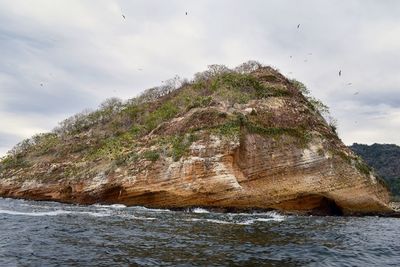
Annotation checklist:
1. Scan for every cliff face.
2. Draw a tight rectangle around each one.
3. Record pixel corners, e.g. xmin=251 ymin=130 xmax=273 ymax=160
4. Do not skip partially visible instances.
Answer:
xmin=0 ymin=62 xmax=393 ymax=215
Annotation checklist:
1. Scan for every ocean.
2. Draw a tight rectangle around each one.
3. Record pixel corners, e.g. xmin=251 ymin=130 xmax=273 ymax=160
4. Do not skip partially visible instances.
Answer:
xmin=0 ymin=197 xmax=399 ymax=266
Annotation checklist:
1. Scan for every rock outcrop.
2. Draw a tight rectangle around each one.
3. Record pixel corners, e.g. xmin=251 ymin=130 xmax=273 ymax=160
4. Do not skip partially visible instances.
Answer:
xmin=0 ymin=62 xmax=394 ymax=215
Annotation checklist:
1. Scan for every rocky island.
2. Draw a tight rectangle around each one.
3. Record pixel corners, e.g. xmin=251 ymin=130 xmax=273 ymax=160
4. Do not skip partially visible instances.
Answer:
xmin=0 ymin=61 xmax=394 ymax=215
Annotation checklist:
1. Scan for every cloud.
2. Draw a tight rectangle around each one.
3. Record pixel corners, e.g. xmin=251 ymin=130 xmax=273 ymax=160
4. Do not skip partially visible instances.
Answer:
xmin=1 ymin=0 xmax=400 ymax=157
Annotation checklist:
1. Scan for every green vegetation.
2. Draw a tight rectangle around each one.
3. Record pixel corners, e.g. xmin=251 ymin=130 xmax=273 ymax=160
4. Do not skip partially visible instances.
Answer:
xmin=391 ymin=179 xmax=400 ymax=199
xmin=31 ymin=133 xmax=60 ymax=156
xmin=214 ymin=72 xmax=264 ymax=92
xmin=192 ymin=71 xmax=290 ymax=105
xmin=291 ymin=79 xmax=329 ymax=115
xmin=144 ymin=102 xmax=179 ymax=131
xmin=0 ymin=133 xmax=60 ymax=171
xmin=243 ymin=121 xmax=311 ymax=147
xmin=291 ymin=79 xmax=340 ymax=138
xmin=89 ymin=137 xmax=125 ymax=160
xmin=142 ymin=150 xmax=160 ymax=162
xmin=0 ymin=154 xmax=30 ymax=170
xmin=169 ymin=134 xmax=198 ymax=161
xmin=113 ymin=150 xmax=140 ymax=167
xmin=64 ymin=165 xmax=79 ymax=178
xmin=244 ymin=121 xmax=299 ymax=137
xmin=290 ymin=79 xmax=309 ymax=95
xmin=333 ymin=150 xmax=373 ymax=177
xmin=84 ymin=129 xmax=137 ymax=162
xmin=355 ymin=160 xmax=372 ymax=176
xmin=186 ymin=96 xmax=213 ymax=110
xmin=208 ymin=114 xmax=311 ymax=148
xmin=0 ymin=60 xmax=335 ymax=181
xmin=336 ymin=151 xmax=352 ymax=164
xmin=214 ymin=120 xmax=241 ymax=137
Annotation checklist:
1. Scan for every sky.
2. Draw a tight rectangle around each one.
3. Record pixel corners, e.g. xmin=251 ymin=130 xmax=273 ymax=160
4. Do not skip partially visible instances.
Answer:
xmin=0 ymin=0 xmax=400 ymax=156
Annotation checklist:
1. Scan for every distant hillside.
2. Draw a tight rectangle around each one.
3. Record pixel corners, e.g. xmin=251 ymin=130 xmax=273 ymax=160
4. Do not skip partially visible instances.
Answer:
xmin=350 ymin=143 xmax=400 ymax=197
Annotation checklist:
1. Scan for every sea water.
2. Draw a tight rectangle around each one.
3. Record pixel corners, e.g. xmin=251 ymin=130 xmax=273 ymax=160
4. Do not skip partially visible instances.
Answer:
xmin=0 ymin=197 xmax=399 ymax=266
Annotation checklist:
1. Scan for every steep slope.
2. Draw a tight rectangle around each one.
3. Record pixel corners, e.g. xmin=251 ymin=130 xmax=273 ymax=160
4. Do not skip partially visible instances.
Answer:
xmin=0 ymin=62 xmax=393 ymax=215
xmin=350 ymin=143 xmax=400 ymax=198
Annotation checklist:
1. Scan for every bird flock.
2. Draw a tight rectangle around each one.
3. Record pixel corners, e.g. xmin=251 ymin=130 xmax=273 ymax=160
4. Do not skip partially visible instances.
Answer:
xmin=39 ymin=9 xmax=359 ymax=100
xmin=294 ymin=22 xmax=357 ymax=96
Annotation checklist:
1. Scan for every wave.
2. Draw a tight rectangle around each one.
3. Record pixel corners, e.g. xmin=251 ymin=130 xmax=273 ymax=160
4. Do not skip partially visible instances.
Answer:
xmin=228 ymin=211 xmax=286 ymax=219
xmin=191 ymin=208 xmax=210 ymax=214
xmin=119 ymin=214 xmax=157 ymax=221
xmin=185 ymin=218 xmax=259 ymax=225
xmin=186 ymin=218 xmax=233 ymax=224
xmin=0 ymin=208 xmax=161 ymax=223
xmin=185 ymin=217 xmax=284 ymax=225
xmin=260 ymin=211 xmax=286 ymax=221
xmin=92 ymin=204 xmax=127 ymax=209
xmin=240 ymin=217 xmax=285 ymax=224
xmin=132 ymin=206 xmax=172 ymax=213
xmin=0 ymin=209 xmax=110 ymax=217
xmin=185 ymin=211 xmax=286 ymax=225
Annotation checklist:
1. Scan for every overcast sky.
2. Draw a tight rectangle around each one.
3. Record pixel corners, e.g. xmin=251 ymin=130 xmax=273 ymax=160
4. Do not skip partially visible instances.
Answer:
xmin=1 ymin=0 xmax=400 ymax=156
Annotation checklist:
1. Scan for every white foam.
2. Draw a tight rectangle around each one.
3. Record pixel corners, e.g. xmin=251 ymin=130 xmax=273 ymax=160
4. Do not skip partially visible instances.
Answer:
xmin=78 ymin=211 xmax=111 ymax=217
xmin=92 ymin=204 xmax=127 ymax=209
xmin=240 ymin=217 xmax=285 ymax=225
xmin=185 ymin=211 xmax=286 ymax=225
xmin=0 ymin=209 xmax=68 ymax=217
xmin=121 ymin=214 xmax=157 ymax=221
xmin=256 ymin=217 xmax=284 ymax=222
xmin=187 ymin=218 xmax=233 ymax=224
xmin=133 ymin=206 xmax=172 ymax=213
xmin=234 ymin=220 xmax=254 ymax=225
xmin=205 ymin=219 xmax=232 ymax=224
xmin=238 ymin=211 xmax=286 ymax=224
xmin=0 ymin=209 xmax=110 ymax=217
xmin=186 ymin=218 xmax=262 ymax=225
xmin=110 ymin=204 xmax=127 ymax=209
xmin=192 ymin=208 xmax=210 ymax=214
xmin=228 ymin=211 xmax=286 ymax=219
xmin=263 ymin=211 xmax=286 ymax=221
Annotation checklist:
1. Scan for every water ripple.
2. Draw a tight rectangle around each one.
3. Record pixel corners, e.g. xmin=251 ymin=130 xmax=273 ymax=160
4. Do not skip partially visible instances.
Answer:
xmin=0 ymin=197 xmax=399 ymax=266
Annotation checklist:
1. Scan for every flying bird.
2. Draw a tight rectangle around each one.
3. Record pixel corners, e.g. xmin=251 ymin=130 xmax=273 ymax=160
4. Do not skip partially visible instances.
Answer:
xmin=185 ymin=12 xmax=188 ymax=15
xmin=347 ymin=82 xmax=352 ymax=85
xmin=339 ymin=70 xmax=342 ymax=76
xmin=40 ymin=83 xmax=43 ymax=87
xmin=122 ymin=14 xmax=126 ymax=19
xmin=297 ymin=24 xmax=300 ymax=29
xmin=354 ymin=92 xmax=359 ymax=95
xmin=289 ymin=55 xmax=292 ymax=58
